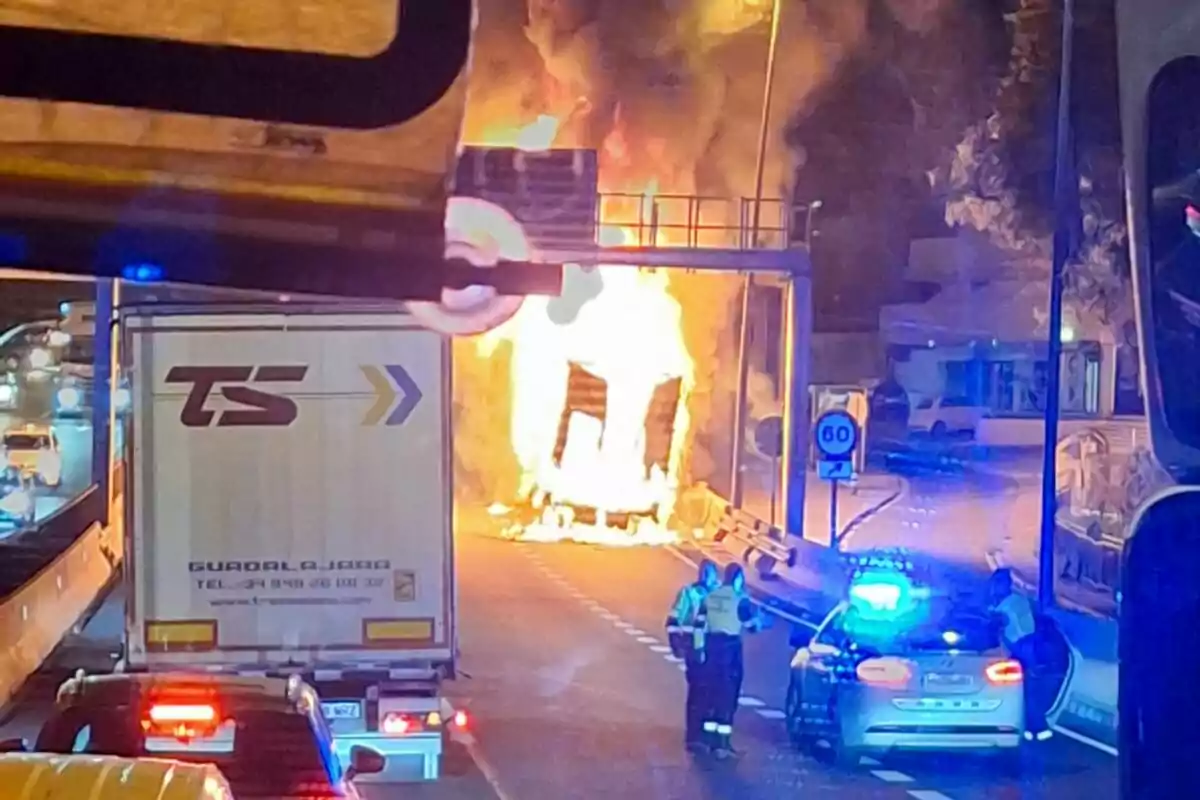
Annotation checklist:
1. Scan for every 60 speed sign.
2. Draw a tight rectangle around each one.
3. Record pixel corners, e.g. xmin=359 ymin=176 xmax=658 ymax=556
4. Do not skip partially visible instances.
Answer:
xmin=814 ymin=410 xmax=859 ymax=458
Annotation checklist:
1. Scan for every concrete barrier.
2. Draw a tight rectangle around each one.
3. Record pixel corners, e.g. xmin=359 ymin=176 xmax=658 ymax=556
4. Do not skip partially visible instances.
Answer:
xmin=0 ymin=471 xmax=124 ymax=710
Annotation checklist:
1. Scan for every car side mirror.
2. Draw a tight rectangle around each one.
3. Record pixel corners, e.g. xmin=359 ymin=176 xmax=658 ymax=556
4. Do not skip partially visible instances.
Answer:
xmin=345 ymin=745 xmax=386 ymax=780
xmin=789 ymin=625 xmax=814 ymax=649
xmin=0 ymin=737 xmax=28 ymax=752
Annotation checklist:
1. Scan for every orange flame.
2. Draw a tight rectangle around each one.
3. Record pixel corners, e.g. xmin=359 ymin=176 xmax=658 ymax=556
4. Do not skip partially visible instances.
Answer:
xmin=480 ymin=120 xmax=693 ymax=546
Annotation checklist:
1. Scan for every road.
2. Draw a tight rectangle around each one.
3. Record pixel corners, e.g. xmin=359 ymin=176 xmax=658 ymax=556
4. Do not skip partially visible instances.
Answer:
xmin=0 ymin=510 xmax=1119 ymax=799
xmin=0 ymin=412 xmax=95 ymax=535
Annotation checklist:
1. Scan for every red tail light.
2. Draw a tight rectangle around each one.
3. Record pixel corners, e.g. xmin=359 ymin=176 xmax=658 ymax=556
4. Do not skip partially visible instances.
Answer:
xmin=986 ymin=659 xmax=1023 ymax=684
xmin=452 ymin=710 xmax=469 ymax=729
xmin=381 ymin=713 xmax=412 ymax=735
xmin=855 ymin=657 xmax=913 ymax=688
xmin=149 ymin=704 xmax=217 ymax=723
xmin=143 ymin=703 xmax=221 ymax=740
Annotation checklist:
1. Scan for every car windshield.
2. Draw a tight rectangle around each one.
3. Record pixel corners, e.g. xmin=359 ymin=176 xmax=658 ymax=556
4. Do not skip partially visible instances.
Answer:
xmin=37 ymin=706 xmax=339 ymax=799
xmin=2 ymin=435 xmax=48 ymax=450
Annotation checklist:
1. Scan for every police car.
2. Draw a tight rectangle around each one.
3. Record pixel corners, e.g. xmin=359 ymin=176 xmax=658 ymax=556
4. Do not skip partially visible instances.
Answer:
xmin=25 ymin=672 xmax=386 ymax=799
xmin=784 ymin=557 xmax=1026 ymax=768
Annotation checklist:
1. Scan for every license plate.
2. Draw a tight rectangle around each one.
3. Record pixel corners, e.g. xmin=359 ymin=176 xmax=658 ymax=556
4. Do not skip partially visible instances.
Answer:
xmin=923 ymin=672 xmax=971 ymax=688
xmin=322 ymin=702 xmax=362 ymax=720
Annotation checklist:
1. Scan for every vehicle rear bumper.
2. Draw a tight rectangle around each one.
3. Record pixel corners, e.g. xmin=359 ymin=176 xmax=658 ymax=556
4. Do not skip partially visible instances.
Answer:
xmin=854 ymin=729 xmax=1023 ymax=752
xmin=332 ymin=728 xmax=445 ymax=783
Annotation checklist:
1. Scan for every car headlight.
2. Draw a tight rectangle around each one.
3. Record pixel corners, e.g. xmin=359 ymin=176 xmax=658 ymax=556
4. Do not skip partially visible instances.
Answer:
xmin=57 ymin=386 xmax=81 ymax=410
xmin=27 ymin=347 xmax=51 ymax=369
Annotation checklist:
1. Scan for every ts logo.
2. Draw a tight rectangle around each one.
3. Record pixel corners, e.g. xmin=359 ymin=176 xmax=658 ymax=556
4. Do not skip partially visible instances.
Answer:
xmin=165 ymin=366 xmax=308 ymax=427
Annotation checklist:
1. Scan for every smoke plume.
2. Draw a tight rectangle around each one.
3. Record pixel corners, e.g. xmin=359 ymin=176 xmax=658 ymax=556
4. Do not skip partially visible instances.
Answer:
xmin=453 ymin=0 xmax=887 ymax=504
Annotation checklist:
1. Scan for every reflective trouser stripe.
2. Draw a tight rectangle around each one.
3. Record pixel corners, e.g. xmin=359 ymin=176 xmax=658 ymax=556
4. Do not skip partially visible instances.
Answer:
xmin=716 ymin=724 xmax=733 ymax=735
xmin=703 ymin=721 xmax=719 ymax=732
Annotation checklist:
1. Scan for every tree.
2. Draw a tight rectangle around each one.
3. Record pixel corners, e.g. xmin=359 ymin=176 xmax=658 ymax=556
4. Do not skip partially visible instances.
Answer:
xmin=934 ymin=0 xmax=1132 ymax=331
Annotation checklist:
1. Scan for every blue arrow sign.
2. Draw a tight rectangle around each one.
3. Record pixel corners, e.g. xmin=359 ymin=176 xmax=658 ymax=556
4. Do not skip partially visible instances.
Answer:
xmin=384 ymin=364 xmax=423 ymax=426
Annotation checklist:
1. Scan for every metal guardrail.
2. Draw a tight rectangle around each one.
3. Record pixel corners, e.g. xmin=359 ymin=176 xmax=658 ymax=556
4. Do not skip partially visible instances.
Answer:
xmin=0 ymin=485 xmax=104 ymax=599
xmin=711 ymin=504 xmax=799 ymax=575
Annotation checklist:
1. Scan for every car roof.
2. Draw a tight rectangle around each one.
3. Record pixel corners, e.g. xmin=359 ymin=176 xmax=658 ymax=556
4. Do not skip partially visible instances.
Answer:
xmin=55 ymin=672 xmax=314 ymax=715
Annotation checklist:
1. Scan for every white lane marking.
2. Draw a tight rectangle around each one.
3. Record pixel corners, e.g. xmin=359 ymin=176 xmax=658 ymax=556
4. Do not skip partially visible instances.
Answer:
xmin=450 ymin=730 xmax=517 ymax=800
xmin=859 ymin=756 xmax=881 ymax=766
xmin=612 ymin=620 xmax=631 ymax=629
xmin=756 ymin=709 xmax=786 ymax=720
xmin=871 ymin=770 xmax=914 ymax=783
xmin=665 ymin=654 xmax=683 ymax=663
xmin=907 ymin=792 xmax=954 ymax=800
xmin=737 ymin=696 xmax=765 ymax=708
xmin=650 ymin=645 xmax=672 ymax=654
xmin=637 ymin=636 xmax=658 ymax=644
xmin=624 ymin=628 xmax=645 ymax=637
xmin=599 ymin=613 xmax=618 ymax=621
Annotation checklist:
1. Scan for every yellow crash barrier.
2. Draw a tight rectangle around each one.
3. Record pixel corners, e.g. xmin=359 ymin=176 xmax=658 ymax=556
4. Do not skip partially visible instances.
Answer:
xmin=0 ymin=752 xmax=232 ymax=800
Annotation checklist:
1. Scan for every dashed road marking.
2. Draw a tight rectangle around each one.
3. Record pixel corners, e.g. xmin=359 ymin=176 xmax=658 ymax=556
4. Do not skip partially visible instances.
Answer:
xmin=756 ymin=709 xmax=786 ymax=720
xmin=907 ymin=792 xmax=954 ymax=800
xmin=859 ymin=756 xmax=881 ymax=766
xmin=625 ymin=628 xmax=645 ymax=636
xmin=650 ymin=645 xmax=672 ymax=654
xmin=738 ymin=696 xmax=765 ymax=708
xmin=637 ymin=636 xmax=658 ymax=644
xmin=613 ymin=621 xmax=632 ymax=629
xmin=872 ymin=770 xmax=915 ymax=783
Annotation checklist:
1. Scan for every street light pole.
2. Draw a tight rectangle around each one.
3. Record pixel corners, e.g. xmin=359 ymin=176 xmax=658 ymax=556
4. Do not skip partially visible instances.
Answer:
xmin=1038 ymin=0 xmax=1076 ymax=612
xmin=731 ymin=0 xmax=785 ymax=507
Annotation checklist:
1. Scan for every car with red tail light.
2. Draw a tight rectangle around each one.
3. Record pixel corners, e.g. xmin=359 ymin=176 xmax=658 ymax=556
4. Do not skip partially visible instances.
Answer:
xmin=784 ymin=575 xmax=1026 ymax=769
xmin=24 ymin=671 xmax=386 ymax=799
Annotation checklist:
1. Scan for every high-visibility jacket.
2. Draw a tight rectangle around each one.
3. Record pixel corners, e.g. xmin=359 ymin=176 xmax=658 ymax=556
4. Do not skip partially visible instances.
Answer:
xmin=665 ymin=581 xmax=710 ymax=657
xmin=694 ymin=585 xmax=763 ymax=648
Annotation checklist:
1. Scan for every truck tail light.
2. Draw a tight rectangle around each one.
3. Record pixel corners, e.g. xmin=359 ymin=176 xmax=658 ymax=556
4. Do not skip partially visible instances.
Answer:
xmin=145 ymin=620 xmax=217 ymax=652
xmin=381 ymin=713 xmax=413 ymax=735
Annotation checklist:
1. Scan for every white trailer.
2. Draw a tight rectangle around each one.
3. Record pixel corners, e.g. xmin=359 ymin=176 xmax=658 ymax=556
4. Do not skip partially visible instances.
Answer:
xmin=121 ymin=304 xmax=456 ymax=780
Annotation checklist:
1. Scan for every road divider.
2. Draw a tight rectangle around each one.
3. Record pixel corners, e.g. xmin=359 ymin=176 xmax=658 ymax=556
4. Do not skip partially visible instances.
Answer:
xmin=0 ymin=467 xmax=124 ymax=712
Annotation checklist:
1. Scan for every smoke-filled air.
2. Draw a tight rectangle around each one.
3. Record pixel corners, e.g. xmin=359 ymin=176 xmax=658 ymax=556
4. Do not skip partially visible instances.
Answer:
xmin=452 ymin=0 xmax=950 ymax=545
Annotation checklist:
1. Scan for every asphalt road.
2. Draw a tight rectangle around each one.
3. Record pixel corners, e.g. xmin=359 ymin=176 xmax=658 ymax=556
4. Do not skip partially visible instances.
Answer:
xmin=0 ymin=515 xmax=1118 ymax=799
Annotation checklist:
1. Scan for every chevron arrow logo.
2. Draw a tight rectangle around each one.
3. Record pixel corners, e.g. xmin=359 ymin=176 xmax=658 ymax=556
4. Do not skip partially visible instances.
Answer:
xmin=360 ymin=365 xmax=423 ymax=426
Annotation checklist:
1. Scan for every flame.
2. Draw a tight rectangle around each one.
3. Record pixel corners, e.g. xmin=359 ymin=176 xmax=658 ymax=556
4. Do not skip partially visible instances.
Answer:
xmin=480 ymin=119 xmax=693 ymax=547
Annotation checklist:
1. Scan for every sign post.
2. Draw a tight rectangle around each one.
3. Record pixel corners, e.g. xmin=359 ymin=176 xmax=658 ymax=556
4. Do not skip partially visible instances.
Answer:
xmin=813 ymin=409 xmax=860 ymax=549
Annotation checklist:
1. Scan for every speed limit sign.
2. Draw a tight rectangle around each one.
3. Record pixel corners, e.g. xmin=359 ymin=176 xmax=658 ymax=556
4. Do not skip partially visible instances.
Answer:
xmin=814 ymin=410 xmax=859 ymax=459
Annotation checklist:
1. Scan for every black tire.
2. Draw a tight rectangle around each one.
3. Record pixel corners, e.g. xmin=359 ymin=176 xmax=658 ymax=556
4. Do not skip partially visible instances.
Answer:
xmin=785 ymin=680 xmax=811 ymax=749
xmin=816 ymin=693 xmax=861 ymax=769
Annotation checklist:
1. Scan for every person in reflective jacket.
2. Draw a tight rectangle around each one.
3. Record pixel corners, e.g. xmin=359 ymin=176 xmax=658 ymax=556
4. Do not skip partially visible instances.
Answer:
xmin=989 ymin=568 xmax=1053 ymax=742
xmin=694 ymin=563 xmax=764 ymax=757
xmin=665 ymin=559 xmax=720 ymax=751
